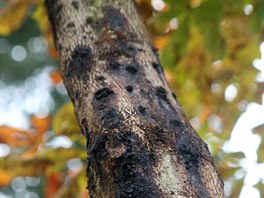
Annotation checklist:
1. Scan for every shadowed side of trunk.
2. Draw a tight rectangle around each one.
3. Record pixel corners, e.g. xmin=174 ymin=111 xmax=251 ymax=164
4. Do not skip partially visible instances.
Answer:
xmin=45 ymin=0 xmax=225 ymax=197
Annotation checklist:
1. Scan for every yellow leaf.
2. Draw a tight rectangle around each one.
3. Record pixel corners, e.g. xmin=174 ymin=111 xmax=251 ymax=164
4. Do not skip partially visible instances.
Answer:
xmin=0 ymin=0 xmax=38 ymax=36
xmin=52 ymin=103 xmax=80 ymax=139
xmin=32 ymin=1 xmax=58 ymax=59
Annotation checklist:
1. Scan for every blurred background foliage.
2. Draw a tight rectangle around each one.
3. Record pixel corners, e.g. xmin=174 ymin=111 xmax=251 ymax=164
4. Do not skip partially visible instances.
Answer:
xmin=0 ymin=0 xmax=263 ymax=197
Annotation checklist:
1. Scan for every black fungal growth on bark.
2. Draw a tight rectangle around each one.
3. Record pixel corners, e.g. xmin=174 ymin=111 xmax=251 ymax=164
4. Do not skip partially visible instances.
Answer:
xmin=151 ymin=46 xmax=160 ymax=60
xmin=108 ymin=60 xmax=122 ymax=70
xmin=172 ymin=92 xmax=177 ymax=100
xmin=95 ymin=75 xmax=105 ymax=81
xmin=152 ymin=62 xmax=163 ymax=74
xmin=100 ymin=108 xmax=123 ymax=129
xmin=67 ymin=22 xmax=75 ymax=28
xmin=71 ymin=1 xmax=79 ymax=10
xmin=125 ymin=85 xmax=133 ymax=93
xmin=103 ymin=6 xmax=128 ymax=32
xmin=116 ymin=42 xmax=137 ymax=58
xmin=156 ymin=86 xmax=167 ymax=101
xmin=125 ymin=64 xmax=138 ymax=75
xmin=115 ymin=150 xmax=160 ymax=198
xmin=94 ymin=88 xmax=114 ymax=100
xmin=169 ymin=119 xmax=183 ymax=129
xmin=138 ymin=105 xmax=146 ymax=115
xmin=175 ymin=135 xmax=210 ymax=197
xmin=67 ymin=45 xmax=93 ymax=80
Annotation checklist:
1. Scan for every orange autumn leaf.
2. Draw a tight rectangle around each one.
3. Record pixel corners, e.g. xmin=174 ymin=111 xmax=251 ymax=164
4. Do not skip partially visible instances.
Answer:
xmin=199 ymin=107 xmax=212 ymax=123
xmin=153 ymin=35 xmax=170 ymax=50
xmin=0 ymin=126 xmax=35 ymax=147
xmin=164 ymin=69 xmax=173 ymax=82
xmin=0 ymin=170 xmax=13 ymax=187
xmin=21 ymin=148 xmax=39 ymax=158
xmin=0 ymin=116 xmax=50 ymax=151
xmin=31 ymin=116 xmax=50 ymax=134
xmin=45 ymin=173 xmax=63 ymax=198
xmin=50 ymin=70 xmax=62 ymax=85
xmin=21 ymin=116 xmax=52 ymax=158
xmin=78 ymin=190 xmax=89 ymax=198
xmin=48 ymin=47 xmax=59 ymax=60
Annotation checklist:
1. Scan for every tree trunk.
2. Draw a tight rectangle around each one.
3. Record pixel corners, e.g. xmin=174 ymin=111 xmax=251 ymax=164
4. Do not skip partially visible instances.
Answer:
xmin=45 ymin=0 xmax=224 ymax=197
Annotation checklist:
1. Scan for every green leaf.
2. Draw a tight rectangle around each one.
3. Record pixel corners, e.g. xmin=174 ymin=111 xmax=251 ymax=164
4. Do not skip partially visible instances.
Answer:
xmin=163 ymin=0 xmax=189 ymax=10
xmin=219 ymin=166 xmax=241 ymax=179
xmin=161 ymin=16 xmax=190 ymax=68
xmin=254 ymin=180 xmax=264 ymax=197
xmin=230 ymin=178 xmax=244 ymax=197
xmin=253 ymin=124 xmax=264 ymax=162
xmin=251 ymin=0 xmax=264 ymax=32
xmin=192 ymin=0 xmax=225 ymax=58
xmin=255 ymin=138 xmax=264 ymax=163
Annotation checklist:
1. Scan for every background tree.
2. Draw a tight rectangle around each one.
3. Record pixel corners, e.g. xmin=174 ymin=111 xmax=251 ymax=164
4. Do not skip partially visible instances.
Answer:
xmin=0 ymin=0 xmax=263 ymax=197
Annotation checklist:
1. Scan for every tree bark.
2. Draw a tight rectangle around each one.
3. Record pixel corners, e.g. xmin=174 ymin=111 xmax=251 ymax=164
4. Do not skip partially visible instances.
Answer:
xmin=45 ymin=0 xmax=224 ymax=197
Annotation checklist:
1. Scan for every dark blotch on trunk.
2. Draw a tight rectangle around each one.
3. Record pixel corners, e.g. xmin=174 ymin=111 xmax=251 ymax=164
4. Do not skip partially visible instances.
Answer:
xmin=108 ymin=60 xmax=122 ymax=70
xmin=156 ymin=86 xmax=167 ymax=101
xmin=138 ymin=105 xmax=146 ymax=115
xmin=152 ymin=62 xmax=163 ymax=74
xmin=67 ymin=22 xmax=75 ymax=28
xmin=71 ymin=1 xmax=79 ymax=10
xmin=115 ymin=150 xmax=160 ymax=198
xmin=68 ymin=45 xmax=93 ymax=80
xmin=98 ymin=40 xmax=137 ymax=60
xmin=100 ymin=108 xmax=123 ymax=129
xmin=151 ymin=46 xmax=159 ymax=60
xmin=175 ymin=134 xmax=210 ymax=197
xmin=74 ymin=92 xmax=80 ymax=100
xmin=58 ymin=44 xmax=63 ymax=51
xmin=169 ymin=119 xmax=183 ymax=129
xmin=172 ymin=92 xmax=177 ymax=101
xmin=86 ymin=17 xmax=101 ymax=30
xmin=103 ymin=6 xmax=128 ymax=32
xmin=95 ymin=76 xmax=105 ymax=81
xmin=116 ymin=42 xmax=137 ymax=58
xmin=94 ymin=88 xmax=114 ymax=100
xmin=88 ymin=134 xmax=108 ymax=188
xmin=125 ymin=85 xmax=133 ymax=93
xmin=86 ymin=17 xmax=93 ymax=25
xmin=125 ymin=64 xmax=138 ymax=75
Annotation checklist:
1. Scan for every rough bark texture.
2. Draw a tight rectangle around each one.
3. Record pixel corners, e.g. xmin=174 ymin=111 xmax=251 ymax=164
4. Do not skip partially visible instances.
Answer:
xmin=45 ymin=0 xmax=225 ymax=197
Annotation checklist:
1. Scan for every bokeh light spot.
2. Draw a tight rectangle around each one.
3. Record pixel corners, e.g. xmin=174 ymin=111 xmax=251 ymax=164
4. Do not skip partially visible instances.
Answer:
xmin=151 ymin=0 xmax=165 ymax=11
xmin=225 ymin=84 xmax=238 ymax=102
xmin=11 ymin=177 xmax=26 ymax=192
xmin=11 ymin=45 xmax=27 ymax=62
xmin=0 ymin=143 xmax=10 ymax=157
xmin=244 ymin=4 xmax=254 ymax=15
